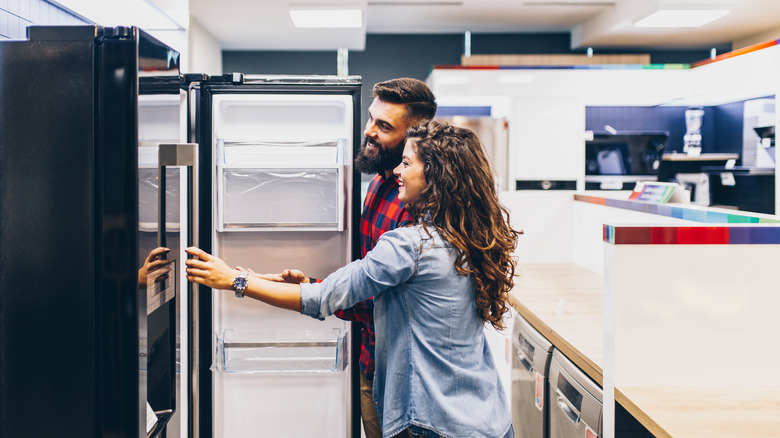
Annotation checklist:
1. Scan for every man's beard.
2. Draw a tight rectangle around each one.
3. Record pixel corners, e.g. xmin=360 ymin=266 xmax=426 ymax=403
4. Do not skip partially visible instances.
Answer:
xmin=354 ymin=137 xmax=403 ymax=175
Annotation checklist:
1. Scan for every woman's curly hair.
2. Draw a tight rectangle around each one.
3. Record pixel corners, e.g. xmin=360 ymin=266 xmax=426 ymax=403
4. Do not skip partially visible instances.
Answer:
xmin=404 ymin=121 xmax=521 ymax=331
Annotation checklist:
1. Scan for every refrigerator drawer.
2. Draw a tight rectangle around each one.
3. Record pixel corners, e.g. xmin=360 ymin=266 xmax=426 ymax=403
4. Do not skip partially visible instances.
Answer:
xmin=218 ymin=166 xmax=345 ymax=231
xmin=214 ymin=329 xmax=348 ymax=373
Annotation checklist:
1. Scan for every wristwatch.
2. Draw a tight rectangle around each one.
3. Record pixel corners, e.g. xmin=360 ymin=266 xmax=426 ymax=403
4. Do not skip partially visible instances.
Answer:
xmin=232 ymin=271 xmax=248 ymax=298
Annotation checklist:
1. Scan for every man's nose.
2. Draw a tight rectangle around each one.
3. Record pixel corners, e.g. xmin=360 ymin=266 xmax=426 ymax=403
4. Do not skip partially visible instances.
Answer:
xmin=364 ymin=120 xmax=378 ymax=138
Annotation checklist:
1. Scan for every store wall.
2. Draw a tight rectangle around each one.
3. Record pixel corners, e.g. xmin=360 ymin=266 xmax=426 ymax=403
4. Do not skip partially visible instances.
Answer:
xmin=0 ymin=0 xmax=86 ymax=40
xmin=224 ymin=33 xmax=729 ymax=129
xmin=188 ymin=17 xmax=222 ymax=76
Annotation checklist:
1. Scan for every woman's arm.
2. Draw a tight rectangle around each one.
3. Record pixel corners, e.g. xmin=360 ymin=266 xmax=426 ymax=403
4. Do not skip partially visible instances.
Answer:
xmin=185 ymin=247 xmax=302 ymax=312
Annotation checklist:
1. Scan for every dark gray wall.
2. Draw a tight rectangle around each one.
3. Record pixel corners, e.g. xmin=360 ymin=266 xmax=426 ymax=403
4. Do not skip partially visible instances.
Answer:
xmin=223 ymin=33 xmax=730 ymax=129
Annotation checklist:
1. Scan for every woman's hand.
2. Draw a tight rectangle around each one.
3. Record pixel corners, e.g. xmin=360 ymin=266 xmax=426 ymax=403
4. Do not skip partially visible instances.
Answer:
xmin=138 ymin=247 xmax=170 ymax=288
xmin=185 ymin=247 xmax=238 ymax=290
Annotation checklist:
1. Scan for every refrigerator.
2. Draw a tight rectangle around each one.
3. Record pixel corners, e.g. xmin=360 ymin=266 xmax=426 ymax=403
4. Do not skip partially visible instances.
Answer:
xmin=189 ymin=74 xmax=362 ymax=437
xmin=0 ymin=25 xmax=196 ymax=438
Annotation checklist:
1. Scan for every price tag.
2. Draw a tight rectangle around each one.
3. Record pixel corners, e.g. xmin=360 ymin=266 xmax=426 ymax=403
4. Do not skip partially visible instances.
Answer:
xmin=535 ymin=372 xmax=544 ymax=411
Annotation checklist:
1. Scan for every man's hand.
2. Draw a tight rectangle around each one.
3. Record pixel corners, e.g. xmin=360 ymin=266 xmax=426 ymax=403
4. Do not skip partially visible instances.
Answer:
xmin=236 ymin=267 xmax=309 ymax=284
xmin=281 ymin=269 xmax=309 ymax=284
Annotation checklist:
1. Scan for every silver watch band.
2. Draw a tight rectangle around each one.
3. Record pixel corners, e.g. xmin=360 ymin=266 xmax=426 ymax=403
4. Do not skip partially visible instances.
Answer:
xmin=233 ymin=271 xmax=248 ymax=298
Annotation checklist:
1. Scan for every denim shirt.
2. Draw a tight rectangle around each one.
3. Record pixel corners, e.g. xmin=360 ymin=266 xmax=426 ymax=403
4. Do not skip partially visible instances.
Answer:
xmin=300 ymin=225 xmax=512 ymax=438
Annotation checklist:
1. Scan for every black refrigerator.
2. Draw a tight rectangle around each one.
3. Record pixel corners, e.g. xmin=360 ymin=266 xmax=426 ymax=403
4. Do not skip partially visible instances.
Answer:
xmin=0 ymin=26 xmax=197 ymax=438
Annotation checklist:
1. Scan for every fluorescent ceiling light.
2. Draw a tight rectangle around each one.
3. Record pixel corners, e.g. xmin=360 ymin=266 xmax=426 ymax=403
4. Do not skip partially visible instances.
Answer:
xmin=53 ymin=0 xmax=184 ymax=30
xmin=635 ymin=9 xmax=730 ymax=28
xmin=289 ymin=9 xmax=363 ymax=28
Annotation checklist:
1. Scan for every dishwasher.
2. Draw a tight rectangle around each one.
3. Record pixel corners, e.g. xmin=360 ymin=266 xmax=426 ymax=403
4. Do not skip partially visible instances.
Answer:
xmin=511 ymin=314 xmax=554 ymax=438
xmin=548 ymin=349 xmax=603 ymax=438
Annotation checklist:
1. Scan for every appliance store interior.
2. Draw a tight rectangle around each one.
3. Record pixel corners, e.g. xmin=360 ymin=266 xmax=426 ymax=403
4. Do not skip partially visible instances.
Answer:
xmin=1 ymin=1 xmax=779 ymax=438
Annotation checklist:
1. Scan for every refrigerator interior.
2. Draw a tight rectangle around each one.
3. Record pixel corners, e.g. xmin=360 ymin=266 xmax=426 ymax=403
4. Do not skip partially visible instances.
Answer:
xmin=210 ymin=92 xmax=355 ymax=437
xmin=138 ymin=90 xmax=190 ymax=438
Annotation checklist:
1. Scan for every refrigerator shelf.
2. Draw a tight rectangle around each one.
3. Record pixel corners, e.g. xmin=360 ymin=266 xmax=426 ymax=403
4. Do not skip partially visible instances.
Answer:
xmin=215 ymin=330 xmax=348 ymax=373
xmin=218 ymin=138 xmax=347 ymax=167
xmin=220 ymin=139 xmax=342 ymax=147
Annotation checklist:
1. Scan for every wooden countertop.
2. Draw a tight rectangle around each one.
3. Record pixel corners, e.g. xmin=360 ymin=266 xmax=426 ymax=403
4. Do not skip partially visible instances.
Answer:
xmin=508 ymin=262 xmax=604 ymax=385
xmin=619 ymin=386 xmax=780 ymax=438
xmin=508 ymin=263 xmax=780 ymax=438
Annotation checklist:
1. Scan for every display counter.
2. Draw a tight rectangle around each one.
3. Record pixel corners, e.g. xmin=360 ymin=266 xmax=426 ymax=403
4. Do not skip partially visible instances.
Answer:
xmin=505 ymin=193 xmax=780 ymax=438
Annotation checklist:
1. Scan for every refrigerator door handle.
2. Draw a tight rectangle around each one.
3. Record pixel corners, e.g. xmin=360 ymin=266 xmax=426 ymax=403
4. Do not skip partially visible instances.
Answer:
xmin=158 ymin=142 xmax=199 ymax=438
xmin=159 ymin=143 xmax=198 ymax=167
xmin=159 ymin=143 xmax=198 ymax=246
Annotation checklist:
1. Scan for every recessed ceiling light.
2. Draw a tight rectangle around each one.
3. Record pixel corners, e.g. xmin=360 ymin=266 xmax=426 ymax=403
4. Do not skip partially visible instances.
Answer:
xmin=635 ymin=9 xmax=730 ymax=28
xmin=289 ymin=9 xmax=363 ymax=28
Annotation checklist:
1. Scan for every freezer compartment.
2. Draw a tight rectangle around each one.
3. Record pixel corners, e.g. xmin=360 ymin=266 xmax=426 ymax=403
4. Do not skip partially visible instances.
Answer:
xmin=214 ymin=329 xmax=348 ymax=373
xmin=511 ymin=313 xmax=554 ymax=438
xmin=548 ymin=349 xmax=603 ymax=438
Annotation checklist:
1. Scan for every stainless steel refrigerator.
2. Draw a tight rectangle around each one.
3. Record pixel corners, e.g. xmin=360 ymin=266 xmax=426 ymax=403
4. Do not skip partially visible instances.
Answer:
xmin=189 ymin=74 xmax=362 ymax=438
xmin=0 ymin=25 xmax=197 ymax=438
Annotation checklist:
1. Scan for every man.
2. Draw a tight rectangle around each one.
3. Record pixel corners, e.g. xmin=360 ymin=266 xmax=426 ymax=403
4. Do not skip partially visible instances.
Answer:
xmin=277 ymin=77 xmax=437 ymax=438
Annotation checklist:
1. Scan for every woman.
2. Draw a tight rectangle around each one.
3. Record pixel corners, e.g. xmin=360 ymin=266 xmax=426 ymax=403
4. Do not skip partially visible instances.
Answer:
xmin=186 ymin=121 xmax=520 ymax=438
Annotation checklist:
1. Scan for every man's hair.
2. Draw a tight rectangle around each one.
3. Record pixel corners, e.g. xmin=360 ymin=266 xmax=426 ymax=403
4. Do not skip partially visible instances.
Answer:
xmin=372 ymin=77 xmax=437 ymax=124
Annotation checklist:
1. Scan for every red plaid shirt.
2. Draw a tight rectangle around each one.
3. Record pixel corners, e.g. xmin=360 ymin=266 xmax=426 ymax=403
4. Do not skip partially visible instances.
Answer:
xmin=334 ymin=173 xmax=411 ymax=380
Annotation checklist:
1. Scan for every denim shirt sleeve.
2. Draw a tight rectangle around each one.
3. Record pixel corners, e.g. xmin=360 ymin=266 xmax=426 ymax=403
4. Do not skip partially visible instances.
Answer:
xmin=300 ymin=227 xmax=420 ymax=320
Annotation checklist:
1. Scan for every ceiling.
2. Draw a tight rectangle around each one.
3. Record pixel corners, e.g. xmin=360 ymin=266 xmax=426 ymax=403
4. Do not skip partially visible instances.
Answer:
xmin=188 ymin=0 xmax=780 ymax=51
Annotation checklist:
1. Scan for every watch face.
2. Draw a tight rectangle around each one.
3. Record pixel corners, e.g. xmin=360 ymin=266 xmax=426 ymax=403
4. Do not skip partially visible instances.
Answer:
xmin=233 ymin=273 xmax=248 ymax=297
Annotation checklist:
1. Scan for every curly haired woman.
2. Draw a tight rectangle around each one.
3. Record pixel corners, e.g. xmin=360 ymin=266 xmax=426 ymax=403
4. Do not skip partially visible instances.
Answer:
xmin=186 ymin=121 xmax=521 ymax=438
